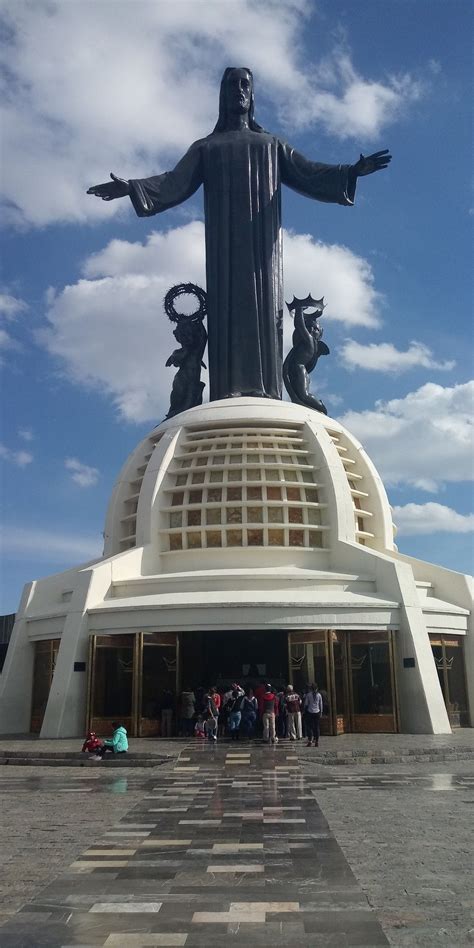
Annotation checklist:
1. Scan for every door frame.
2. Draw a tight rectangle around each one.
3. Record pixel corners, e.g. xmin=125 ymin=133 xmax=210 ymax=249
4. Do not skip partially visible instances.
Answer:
xmin=288 ymin=628 xmax=399 ymax=735
xmin=87 ymin=631 xmax=179 ymax=737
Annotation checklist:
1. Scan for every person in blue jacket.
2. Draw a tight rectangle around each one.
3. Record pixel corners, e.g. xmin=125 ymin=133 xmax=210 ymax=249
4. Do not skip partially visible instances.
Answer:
xmin=96 ymin=722 xmax=128 ymax=759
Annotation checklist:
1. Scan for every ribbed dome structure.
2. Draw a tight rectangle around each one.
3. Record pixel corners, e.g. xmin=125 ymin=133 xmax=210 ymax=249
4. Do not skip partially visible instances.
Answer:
xmin=104 ymin=398 xmax=396 ymax=570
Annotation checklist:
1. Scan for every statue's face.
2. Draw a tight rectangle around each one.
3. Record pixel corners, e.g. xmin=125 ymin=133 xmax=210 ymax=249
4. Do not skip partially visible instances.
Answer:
xmin=225 ymin=68 xmax=252 ymax=115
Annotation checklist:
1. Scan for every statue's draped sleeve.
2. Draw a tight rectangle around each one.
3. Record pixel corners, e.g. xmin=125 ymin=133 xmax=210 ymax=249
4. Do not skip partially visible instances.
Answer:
xmin=128 ymin=142 xmax=203 ymax=217
xmin=279 ymin=141 xmax=356 ymax=206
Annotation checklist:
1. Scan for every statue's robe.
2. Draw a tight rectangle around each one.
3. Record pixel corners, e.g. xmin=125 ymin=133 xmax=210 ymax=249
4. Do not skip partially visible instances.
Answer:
xmin=129 ymin=129 xmax=355 ymax=402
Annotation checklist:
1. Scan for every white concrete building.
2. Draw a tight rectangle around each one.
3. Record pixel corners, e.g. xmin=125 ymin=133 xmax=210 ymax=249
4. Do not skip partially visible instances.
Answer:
xmin=1 ymin=398 xmax=472 ymax=738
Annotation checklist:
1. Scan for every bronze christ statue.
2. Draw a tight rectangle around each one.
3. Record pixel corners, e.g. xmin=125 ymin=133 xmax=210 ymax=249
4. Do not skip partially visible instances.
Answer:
xmin=88 ymin=67 xmax=391 ymax=402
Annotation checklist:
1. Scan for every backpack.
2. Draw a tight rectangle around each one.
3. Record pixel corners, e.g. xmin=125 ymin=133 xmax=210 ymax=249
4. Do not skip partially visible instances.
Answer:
xmin=207 ymin=696 xmax=218 ymax=716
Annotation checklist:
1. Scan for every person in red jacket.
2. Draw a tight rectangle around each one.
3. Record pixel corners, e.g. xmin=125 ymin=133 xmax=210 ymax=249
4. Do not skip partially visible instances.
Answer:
xmin=81 ymin=731 xmax=103 ymax=754
xmin=254 ymin=680 xmax=266 ymax=715
xmin=262 ymin=684 xmax=279 ymax=744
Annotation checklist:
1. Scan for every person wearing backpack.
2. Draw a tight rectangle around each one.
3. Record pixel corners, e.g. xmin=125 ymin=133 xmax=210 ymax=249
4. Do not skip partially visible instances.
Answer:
xmin=241 ymin=687 xmax=258 ymax=738
xmin=226 ymin=688 xmax=243 ymax=740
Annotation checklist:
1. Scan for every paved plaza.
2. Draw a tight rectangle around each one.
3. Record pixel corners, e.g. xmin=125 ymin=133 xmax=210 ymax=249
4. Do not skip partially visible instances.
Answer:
xmin=0 ymin=740 xmax=473 ymax=946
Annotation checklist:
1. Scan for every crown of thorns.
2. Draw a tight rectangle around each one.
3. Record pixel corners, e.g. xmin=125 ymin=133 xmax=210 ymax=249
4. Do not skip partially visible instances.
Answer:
xmin=164 ymin=283 xmax=207 ymax=323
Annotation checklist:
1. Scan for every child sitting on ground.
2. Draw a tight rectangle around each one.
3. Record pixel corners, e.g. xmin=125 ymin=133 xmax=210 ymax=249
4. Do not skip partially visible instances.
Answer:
xmin=194 ymin=715 xmax=206 ymax=739
xmin=81 ymin=730 xmax=103 ymax=754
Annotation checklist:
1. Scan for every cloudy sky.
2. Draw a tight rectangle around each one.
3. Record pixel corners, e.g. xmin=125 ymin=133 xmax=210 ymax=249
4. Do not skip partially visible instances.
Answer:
xmin=1 ymin=0 xmax=472 ymax=613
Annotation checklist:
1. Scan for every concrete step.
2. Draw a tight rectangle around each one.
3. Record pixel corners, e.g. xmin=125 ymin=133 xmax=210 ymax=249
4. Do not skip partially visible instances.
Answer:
xmin=307 ymin=753 xmax=473 ymax=766
xmin=299 ymin=747 xmax=474 ymax=765
xmin=0 ymin=750 xmax=170 ymax=768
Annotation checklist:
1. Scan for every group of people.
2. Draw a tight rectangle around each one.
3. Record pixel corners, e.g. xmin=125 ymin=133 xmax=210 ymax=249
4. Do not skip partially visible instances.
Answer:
xmin=181 ymin=682 xmax=326 ymax=747
xmin=80 ymin=683 xmax=326 ymax=759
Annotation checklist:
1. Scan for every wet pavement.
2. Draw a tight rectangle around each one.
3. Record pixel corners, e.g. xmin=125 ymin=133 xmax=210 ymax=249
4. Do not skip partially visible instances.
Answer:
xmin=0 ymin=742 xmax=473 ymax=946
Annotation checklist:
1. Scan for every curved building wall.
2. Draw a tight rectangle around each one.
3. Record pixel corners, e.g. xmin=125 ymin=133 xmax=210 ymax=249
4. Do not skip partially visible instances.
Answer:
xmin=104 ymin=398 xmax=395 ymax=573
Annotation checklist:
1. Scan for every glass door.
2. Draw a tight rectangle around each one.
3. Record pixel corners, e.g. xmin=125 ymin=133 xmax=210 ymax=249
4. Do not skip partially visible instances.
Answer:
xmin=30 ymin=639 xmax=60 ymax=733
xmin=430 ymin=635 xmax=469 ymax=726
xmin=289 ymin=629 xmax=399 ymax=734
xmin=288 ymin=630 xmax=332 ymax=734
xmin=88 ymin=634 xmax=136 ymax=736
xmin=138 ymin=632 xmax=178 ymax=736
xmin=329 ymin=631 xmax=350 ymax=734
xmin=87 ymin=632 xmax=179 ymax=737
xmin=348 ymin=631 xmax=397 ymax=732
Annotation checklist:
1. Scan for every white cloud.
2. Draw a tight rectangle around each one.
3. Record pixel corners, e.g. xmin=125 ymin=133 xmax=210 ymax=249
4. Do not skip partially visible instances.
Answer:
xmin=0 ymin=443 xmax=33 ymax=467
xmin=18 ymin=427 xmax=34 ymax=442
xmin=393 ymin=503 xmax=474 ymax=536
xmin=65 ymin=457 xmax=100 ymax=488
xmin=0 ymin=328 xmax=18 ymax=351
xmin=0 ymin=1 xmax=424 ymax=226
xmin=0 ymin=293 xmax=27 ymax=317
xmin=283 ymin=234 xmax=381 ymax=330
xmin=40 ymin=222 xmax=381 ymax=422
xmin=1 ymin=525 xmax=102 ymax=563
xmin=0 ymin=292 xmax=27 ymax=354
xmin=340 ymin=339 xmax=455 ymax=373
xmin=291 ymin=50 xmax=423 ymax=139
xmin=338 ymin=381 xmax=474 ymax=491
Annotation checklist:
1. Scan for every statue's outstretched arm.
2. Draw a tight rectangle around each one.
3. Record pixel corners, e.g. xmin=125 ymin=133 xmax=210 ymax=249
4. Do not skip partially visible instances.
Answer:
xmin=87 ymin=173 xmax=129 ymax=201
xmin=352 ymin=150 xmax=392 ymax=177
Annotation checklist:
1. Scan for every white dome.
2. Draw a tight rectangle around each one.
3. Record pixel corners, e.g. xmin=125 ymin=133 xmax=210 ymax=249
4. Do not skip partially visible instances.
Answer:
xmin=104 ymin=398 xmax=395 ymax=570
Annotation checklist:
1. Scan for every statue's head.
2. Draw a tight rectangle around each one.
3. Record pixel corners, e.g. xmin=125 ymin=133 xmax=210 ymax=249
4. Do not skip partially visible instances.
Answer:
xmin=213 ymin=67 xmax=263 ymax=133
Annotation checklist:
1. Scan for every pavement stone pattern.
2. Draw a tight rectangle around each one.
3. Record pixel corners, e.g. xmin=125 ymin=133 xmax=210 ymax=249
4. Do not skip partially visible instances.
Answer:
xmin=308 ymin=761 xmax=474 ymax=947
xmin=0 ymin=744 xmax=389 ymax=946
xmin=0 ymin=766 xmax=155 ymax=925
xmin=0 ymin=737 xmax=472 ymax=946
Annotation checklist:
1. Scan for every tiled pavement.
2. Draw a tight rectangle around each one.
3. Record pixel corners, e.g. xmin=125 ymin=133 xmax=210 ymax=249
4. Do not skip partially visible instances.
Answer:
xmin=0 ymin=743 xmax=390 ymax=947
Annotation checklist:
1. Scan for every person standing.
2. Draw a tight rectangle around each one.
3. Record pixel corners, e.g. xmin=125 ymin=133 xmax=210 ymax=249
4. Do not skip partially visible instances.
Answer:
xmin=303 ymin=683 xmax=324 ymax=747
xmin=277 ymin=688 xmax=288 ymax=738
xmin=262 ymin=684 xmax=278 ymax=744
xmin=204 ymin=709 xmax=218 ymax=743
xmin=241 ymin=687 xmax=258 ymax=738
xmin=285 ymin=685 xmax=302 ymax=740
xmin=226 ymin=688 xmax=243 ymax=740
xmin=206 ymin=686 xmax=221 ymax=717
xmin=254 ymin=679 xmax=267 ymax=736
xmin=160 ymin=689 xmax=174 ymax=738
xmin=180 ymin=687 xmax=196 ymax=737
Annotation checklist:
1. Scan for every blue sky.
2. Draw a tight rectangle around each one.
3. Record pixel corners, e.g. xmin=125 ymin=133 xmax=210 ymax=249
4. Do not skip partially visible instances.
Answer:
xmin=1 ymin=0 xmax=473 ymax=614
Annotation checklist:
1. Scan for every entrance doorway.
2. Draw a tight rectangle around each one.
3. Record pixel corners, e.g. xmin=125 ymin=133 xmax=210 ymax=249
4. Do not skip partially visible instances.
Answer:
xmin=87 ymin=632 xmax=178 ymax=737
xmin=180 ymin=629 xmax=289 ymax=693
xmin=289 ymin=629 xmax=398 ymax=734
xmin=86 ymin=628 xmax=398 ymax=738
xmin=31 ymin=639 xmax=60 ymax=733
xmin=430 ymin=635 xmax=469 ymax=726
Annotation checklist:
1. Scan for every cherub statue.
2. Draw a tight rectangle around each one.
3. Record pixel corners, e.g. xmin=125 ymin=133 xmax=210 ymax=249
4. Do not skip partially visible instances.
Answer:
xmin=283 ymin=295 xmax=329 ymax=415
xmin=164 ymin=284 xmax=208 ymax=420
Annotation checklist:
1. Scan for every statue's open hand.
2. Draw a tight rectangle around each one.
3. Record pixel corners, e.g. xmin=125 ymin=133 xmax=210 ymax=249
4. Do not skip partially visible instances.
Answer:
xmin=353 ymin=150 xmax=392 ymax=177
xmin=86 ymin=173 xmax=129 ymax=200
